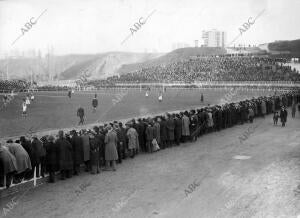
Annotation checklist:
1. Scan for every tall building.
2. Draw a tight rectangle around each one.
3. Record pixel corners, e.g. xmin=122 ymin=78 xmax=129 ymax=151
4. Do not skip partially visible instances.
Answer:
xmin=202 ymin=29 xmax=227 ymax=47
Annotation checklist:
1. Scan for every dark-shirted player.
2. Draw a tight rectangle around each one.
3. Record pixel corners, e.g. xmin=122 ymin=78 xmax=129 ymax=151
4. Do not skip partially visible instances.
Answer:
xmin=3 ymin=94 xmax=8 ymax=107
xmin=68 ymin=90 xmax=72 ymax=99
xmin=77 ymin=106 xmax=85 ymax=125
xmin=92 ymin=94 xmax=98 ymax=113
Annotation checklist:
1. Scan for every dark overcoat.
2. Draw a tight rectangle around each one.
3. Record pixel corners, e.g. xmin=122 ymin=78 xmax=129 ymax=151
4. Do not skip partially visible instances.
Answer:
xmin=95 ymin=132 xmax=105 ymax=161
xmin=160 ymin=120 xmax=168 ymax=142
xmin=32 ymin=138 xmax=46 ymax=163
xmin=71 ymin=135 xmax=84 ymax=165
xmin=153 ymin=122 xmax=161 ymax=144
xmin=145 ymin=125 xmax=154 ymax=141
xmin=90 ymin=137 xmax=99 ymax=166
xmin=116 ymin=128 xmax=126 ymax=150
xmin=45 ymin=141 xmax=59 ymax=172
xmin=81 ymin=135 xmax=90 ymax=161
xmin=174 ymin=118 xmax=182 ymax=140
xmin=21 ymin=140 xmax=38 ymax=168
xmin=56 ymin=138 xmax=73 ymax=170
xmin=166 ymin=118 xmax=175 ymax=141
xmin=137 ymin=122 xmax=146 ymax=151
xmin=280 ymin=109 xmax=288 ymax=123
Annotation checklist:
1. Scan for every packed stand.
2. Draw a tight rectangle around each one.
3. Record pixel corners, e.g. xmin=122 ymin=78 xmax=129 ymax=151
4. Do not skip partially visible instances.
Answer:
xmin=0 ymin=80 xmax=30 ymax=92
xmin=37 ymin=86 xmax=69 ymax=91
xmin=107 ymin=57 xmax=300 ymax=83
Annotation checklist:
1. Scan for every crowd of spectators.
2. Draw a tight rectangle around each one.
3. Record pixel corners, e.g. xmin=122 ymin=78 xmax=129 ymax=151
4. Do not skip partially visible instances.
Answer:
xmin=0 ymin=80 xmax=30 ymax=92
xmin=107 ymin=57 xmax=300 ymax=83
xmin=1 ymin=89 xmax=299 ymax=188
xmin=37 ymin=86 xmax=69 ymax=91
xmin=2 ymin=57 xmax=299 ymax=92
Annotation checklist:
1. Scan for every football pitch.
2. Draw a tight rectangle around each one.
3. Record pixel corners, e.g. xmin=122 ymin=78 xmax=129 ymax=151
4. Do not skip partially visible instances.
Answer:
xmin=0 ymin=87 xmax=274 ymax=138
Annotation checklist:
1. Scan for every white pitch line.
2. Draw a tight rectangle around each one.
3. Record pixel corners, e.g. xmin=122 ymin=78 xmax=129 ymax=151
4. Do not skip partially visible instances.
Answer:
xmin=33 ymin=95 xmax=68 ymax=98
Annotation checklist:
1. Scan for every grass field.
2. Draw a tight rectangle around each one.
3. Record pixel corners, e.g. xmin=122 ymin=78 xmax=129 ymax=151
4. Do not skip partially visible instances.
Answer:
xmin=0 ymin=88 xmax=274 ymax=138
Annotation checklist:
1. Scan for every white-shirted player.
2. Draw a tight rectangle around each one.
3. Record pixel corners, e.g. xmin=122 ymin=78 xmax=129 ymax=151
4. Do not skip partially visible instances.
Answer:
xmin=158 ymin=92 xmax=163 ymax=102
xmin=22 ymin=99 xmax=27 ymax=117
xmin=25 ymin=95 xmax=30 ymax=105
xmin=30 ymin=92 xmax=35 ymax=102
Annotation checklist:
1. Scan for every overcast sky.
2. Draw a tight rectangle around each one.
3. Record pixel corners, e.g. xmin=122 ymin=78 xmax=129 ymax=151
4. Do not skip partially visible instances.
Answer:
xmin=0 ymin=0 xmax=299 ymax=56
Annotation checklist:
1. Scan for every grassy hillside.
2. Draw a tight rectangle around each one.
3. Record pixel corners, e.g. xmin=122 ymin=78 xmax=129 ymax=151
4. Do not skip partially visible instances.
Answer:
xmin=0 ymin=52 xmax=163 ymax=81
xmin=268 ymin=39 xmax=300 ymax=57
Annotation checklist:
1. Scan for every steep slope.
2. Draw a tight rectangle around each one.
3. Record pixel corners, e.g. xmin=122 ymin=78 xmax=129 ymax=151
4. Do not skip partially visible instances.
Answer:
xmin=259 ymin=39 xmax=300 ymax=57
xmin=0 ymin=52 xmax=163 ymax=81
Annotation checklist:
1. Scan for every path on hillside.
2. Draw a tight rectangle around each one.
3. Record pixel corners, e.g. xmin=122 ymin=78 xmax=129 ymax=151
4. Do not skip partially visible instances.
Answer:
xmin=0 ymin=109 xmax=300 ymax=218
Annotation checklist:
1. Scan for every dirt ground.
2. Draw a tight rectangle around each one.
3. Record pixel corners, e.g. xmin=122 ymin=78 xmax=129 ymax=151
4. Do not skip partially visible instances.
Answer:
xmin=1 ymin=108 xmax=300 ymax=218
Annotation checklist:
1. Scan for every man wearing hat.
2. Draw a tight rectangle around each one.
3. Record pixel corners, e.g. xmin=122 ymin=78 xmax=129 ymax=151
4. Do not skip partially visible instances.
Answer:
xmin=126 ymin=122 xmax=139 ymax=158
xmin=81 ymin=129 xmax=90 ymax=172
xmin=159 ymin=116 xmax=167 ymax=149
xmin=104 ymin=125 xmax=118 ymax=171
xmin=56 ymin=130 xmax=73 ymax=180
xmin=145 ymin=122 xmax=154 ymax=153
xmin=70 ymin=130 xmax=84 ymax=175
xmin=182 ymin=111 xmax=190 ymax=143
xmin=20 ymin=136 xmax=37 ymax=180
xmin=280 ymin=106 xmax=288 ymax=127
xmin=174 ymin=114 xmax=182 ymax=145
xmin=31 ymin=135 xmax=46 ymax=177
xmin=115 ymin=123 xmax=126 ymax=163
xmin=89 ymin=132 xmax=100 ymax=174
xmin=137 ymin=118 xmax=146 ymax=152
xmin=166 ymin=114 xmax=175 ymax=147
xmin=45 ymin=135 xmax=58 ymax=183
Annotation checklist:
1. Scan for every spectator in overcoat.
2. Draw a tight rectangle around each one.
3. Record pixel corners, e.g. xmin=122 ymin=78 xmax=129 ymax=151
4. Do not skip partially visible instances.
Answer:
xmin=174 ymin=114 xmax=182 ymax=145
xmin=159 ymin=117 xmax=167 ymax=149
xmin=137 ymin=119 xmax=146 ymax=152
xmin=56 ymin=130 xmax=73 ymax=180
xmin=153 ymin=118 xmax=161 ymax=146
xmin=5 ymin=141 xmax=32 ymax=183
xmin=182 ymin=112 xmax=190 ymax=142
xmin=145 ymin=122 xmax=154 ymax=153
xmin=80 ymin=130 xmax=90 ymax=172
xmin=32 ymin=136 xmax=46 ymax=177
xmin=45 ymin=135 xmax=58 ymax=183
xmin=0 ymin=142 xmax=17 ymax=188
xmin=89 ymin=133 xmax=100 ymax=174
xmin=104 ymin=125 xmax=118 ymax=171
xmin=70 ymin=130 xmax=84 ymax=175
xmin=20 ymin=136 xmax=37 ymax=180
xmin=126 ymin=123 xmax=139 ymax=158
xmin=166 ymin=114 xmax=175 ymax=147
